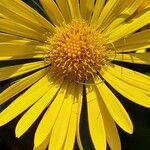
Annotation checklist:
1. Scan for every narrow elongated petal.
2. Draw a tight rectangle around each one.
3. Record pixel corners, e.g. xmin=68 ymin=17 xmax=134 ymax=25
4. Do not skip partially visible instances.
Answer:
xmin=96 ymin=89 xmax=121 ymax=150
xmin=96 ymin=0 xmax=121 ymax=28
xmin=112 ymin=53 xmax=150 ymax=65
xmin=63 ymin=102 xmax=78 ymax=150
xmin=40 ymin=0 xmax=65 ymax=26
xmin=34 ymin=82 xmax=68 ymax=147
xmin=0 ymin=0 xmax=55 ymax=32
xmin=63 ymin=84 xmax=82 ymax=150
xmin=34 ymin=136 xmax=50 ymax=150
xmin=16 ymin=82 xmax=61 ymax=137
xmin=0 ymin=33 xmax=24 ymax=42
xmin=67 ymin=0 xmax=81 ymax=19
xmin=55 ymin=0 xmax=71 ymax=22
xmin=110 ymin=65 xmax=150 ymax=82
xmin=80 ymin=0 xmax=94 ymax=20
xmin=106 ymin=65 xmax=150 ymax=94
xmin=100 ymin=69 xmax=150 ymax=107
xmin=112 ymin=29 xmax=150 ymax=52
xmin=0 ymin=19 xmax=44 ymax=41
xmin=86 ymin=86 xmax=106 ymax=150
xmin=91 ymin=0 xmax=106 ymax=24
xmin=103 ymin=0 xmax=143 ymax=33
xmin=0 ymin=68 xmax=46 ymax=104
xmin=96 ymin=80 xmax=133 ymax=133
xmin=0 ymin=54 xmax=44 ymax=61
xmin=0 ymin=75 xmax=52 ymax=126
xmin=0 ymin=61 xmax=47 ymax=81
xmin=0 ymin=0 xmax=42 ymax=25
xmin=107 ymin=7 xmax=150 ymax=42
xmin=0 ymin=40 xmax=44 ymax=60
xmin=49 ymin=84 xmax=75 ymax=150
xmin=0 ymin=4 xmax=46 ymax=33
xmin=76 ymin=86 xmax=84 ymax=150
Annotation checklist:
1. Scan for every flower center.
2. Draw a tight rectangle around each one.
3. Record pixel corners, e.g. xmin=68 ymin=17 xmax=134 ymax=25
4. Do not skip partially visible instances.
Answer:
xmin=47 ymin=20 xmax=109 ymax=82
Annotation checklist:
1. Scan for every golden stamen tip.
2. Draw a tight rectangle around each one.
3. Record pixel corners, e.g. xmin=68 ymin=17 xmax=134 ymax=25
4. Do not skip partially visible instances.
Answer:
xmin=46 ymin=20 xmax=109 ymax=82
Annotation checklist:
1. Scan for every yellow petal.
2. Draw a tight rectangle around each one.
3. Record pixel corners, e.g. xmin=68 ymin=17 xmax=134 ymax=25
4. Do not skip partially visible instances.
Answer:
xmin=63 ymin=102 xmax=78 ymax=150
xmin=34 ymin=82 xmax=68 ymax=147
xmin=0 ymin=33 xmax=24 ymax=42
xmin=0 ymin=61 xmax=46 ymax=81
xmin=49 ymin=84 xmax=75 ymax=150
xmin=0 ymin=0 xmax=55 ymax=33
xmin=86 ymin=85 xmax=106 ymax=150
xmin=34 ymin=135 xmax=50 ymax=150
xmin=0 ymin=3 xmax=46 ymax=33
xmin=0 ymin=19 xmax=44 ymax=41
xmin=67 ymin=0 xmax=81 ymax=19
xmin=76 ymin=86 xmax=84 ymax=150
xmin=137 ymin=0 xmax=150 ymax=13
xmin=106 ymin=65 xmax=150 ymax=94
xmin=96 ymin=79 xmax=133 ymax=134
xmin=0 ymin=54 xmax=44 ymax=61
xmin=63 ymin=84 xmax=82 ymax=150
xmin=97 ymin=91 xmax=121 ymax=150
xmin=0 ymin=40 xmax=44 ymax=60
xmin=0 ymin=68 xmax=46 ymax=104
xmin=40 ymin=0 xmax=65 ymax=26
xmin=0 ymin=13 xmax=7 ymax=18
xmin=96 ymin=0 xmax=121 ymax=28
xmin=112 ymin=29 xmax=150 ymax=52
xmin=136 ymin=49 xmax=147 ymax=53
xmin=80 ymin=0 xmax=94 ymax=21
xmin=103 ymin=0 xmax=143 ymax=34
xmin=110 ymin=64 xmax=150 ymax=82
xmin=0 ymin=0 xmax=43 ymax=25
xmin=0 ymin=75 xmax=52 ymax=126
xmin=100 ymin=69 xmax=150 ymax=107
xmin=107 ymin=6 xmax=150 ymax=42
xmin=90 ymin=0 xmax=106 ymax=24
xmin=112 ymin=53 xmax=150 ymax=65
xmin=55 ymin=0 xmax=72 ymax=23
xmin=15 ymin=81 xmax=61 ymax=137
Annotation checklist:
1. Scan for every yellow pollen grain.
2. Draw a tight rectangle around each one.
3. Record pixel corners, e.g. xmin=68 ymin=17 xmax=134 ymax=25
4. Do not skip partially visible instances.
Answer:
xmin=47 ymin=20 xmax=109 ymax=82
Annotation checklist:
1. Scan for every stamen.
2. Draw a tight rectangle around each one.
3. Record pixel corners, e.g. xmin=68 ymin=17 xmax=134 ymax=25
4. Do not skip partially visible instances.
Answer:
xmin=46 ymin=20 xmax=110 ymax=82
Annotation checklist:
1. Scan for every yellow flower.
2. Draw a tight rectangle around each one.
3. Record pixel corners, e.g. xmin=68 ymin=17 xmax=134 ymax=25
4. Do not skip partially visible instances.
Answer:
xmin=0 ymin=0 xmax=150 ymax=150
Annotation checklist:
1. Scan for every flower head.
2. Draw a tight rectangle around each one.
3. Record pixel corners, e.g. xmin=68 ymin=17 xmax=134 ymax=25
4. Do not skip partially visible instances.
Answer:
xmin=46 ymin=20 xmax=109 ymax=81
xmin=0 ymin=0 xmax=150 ymax=150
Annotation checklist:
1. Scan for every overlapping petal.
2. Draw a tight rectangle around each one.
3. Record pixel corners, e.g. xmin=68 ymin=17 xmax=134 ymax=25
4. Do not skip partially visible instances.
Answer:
xmin=0 ymin=1 xmax=149 ymax=150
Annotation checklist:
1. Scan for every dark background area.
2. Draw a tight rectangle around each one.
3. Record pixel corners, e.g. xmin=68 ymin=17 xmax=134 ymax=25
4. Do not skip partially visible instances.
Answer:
xmin=0 ymin=0 xmax=150 ymax=149
xmin=0 ymin=82 xmax=150 ymax=150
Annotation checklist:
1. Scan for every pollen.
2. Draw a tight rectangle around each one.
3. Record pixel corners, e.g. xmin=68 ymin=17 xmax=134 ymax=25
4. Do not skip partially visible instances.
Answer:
xmin=47 ymin=20 xmax=109 ymax=82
